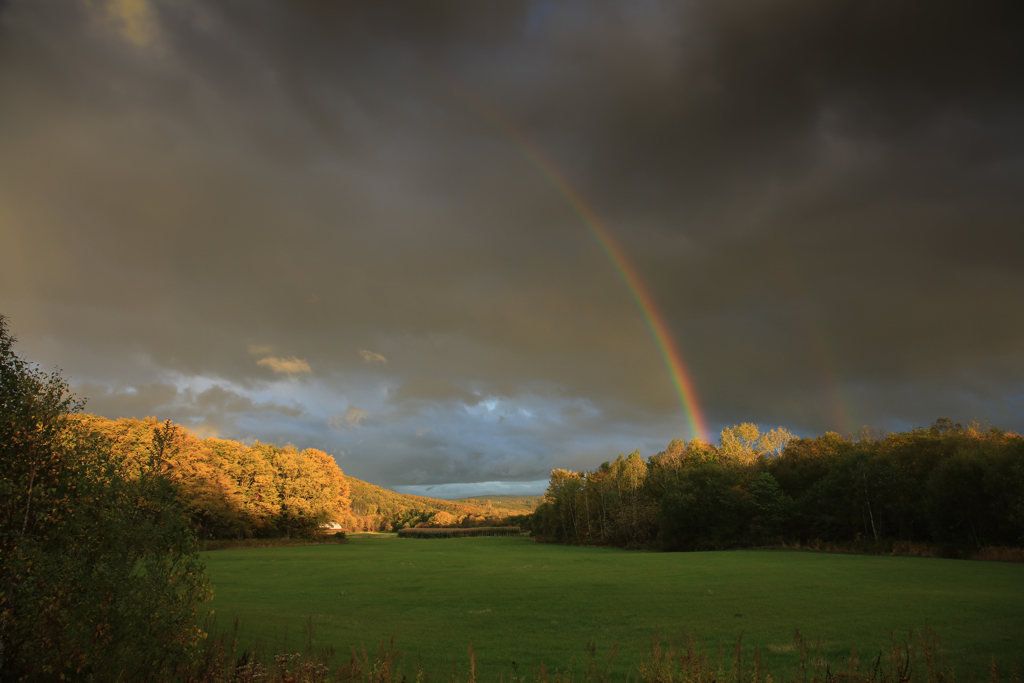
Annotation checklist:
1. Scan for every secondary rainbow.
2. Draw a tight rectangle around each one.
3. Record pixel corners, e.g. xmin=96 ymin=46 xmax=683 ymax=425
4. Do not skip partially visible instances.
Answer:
xmin=444 ymin=80 xmax=710 ymax=442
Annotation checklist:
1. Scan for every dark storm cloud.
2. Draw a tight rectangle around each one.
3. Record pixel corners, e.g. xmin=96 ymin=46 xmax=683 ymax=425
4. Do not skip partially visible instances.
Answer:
xmin=520 ymin=0 xmax=1024 ymax=432
xmin=1 ymin=0 xmax=1022 ymax=489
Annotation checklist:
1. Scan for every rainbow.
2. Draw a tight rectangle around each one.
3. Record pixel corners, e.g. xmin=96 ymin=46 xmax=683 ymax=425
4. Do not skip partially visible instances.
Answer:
xmin=329 ymin=11 xmax=711 ymax=441
xmin=771 ymin=258 xmax=858 ymax=435
xmin=441 ymin=80 xmax=710 ymax=442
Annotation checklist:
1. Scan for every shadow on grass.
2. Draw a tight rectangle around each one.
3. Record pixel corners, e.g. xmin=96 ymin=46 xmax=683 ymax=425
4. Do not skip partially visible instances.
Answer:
xmin=202 ymin=534 xmax=348 ymax=551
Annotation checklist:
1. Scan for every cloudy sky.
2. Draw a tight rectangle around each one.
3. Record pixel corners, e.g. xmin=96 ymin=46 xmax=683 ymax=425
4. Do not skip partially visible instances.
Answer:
xmin=2 ymin=0 xmax=1022 ymax=496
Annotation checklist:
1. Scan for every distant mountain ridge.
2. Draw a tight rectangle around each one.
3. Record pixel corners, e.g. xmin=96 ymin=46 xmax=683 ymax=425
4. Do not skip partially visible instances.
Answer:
xmin=344 ymin=477 xmax=540 ymax=531
xmin=70 ymin=413 xmax=538 ymax=535
xmin=451 ymin=495 xmax=543 ymax=513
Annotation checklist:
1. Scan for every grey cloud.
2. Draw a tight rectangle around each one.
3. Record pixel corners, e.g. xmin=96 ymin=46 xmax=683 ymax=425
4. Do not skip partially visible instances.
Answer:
xmin=328 ymin=406 xmax=369 ymax=431
xmin=387 ymin=376 xmax=481 ymax=406
xmin=75 ymin=381 xmax=182 ymax=421
xmin=75 ymin=379 xmax=306 ymax=437
xmin=191 ymin=384 xmax=304 ymax=418
xmin=2 ymin=0 xmax=1022 ymax=489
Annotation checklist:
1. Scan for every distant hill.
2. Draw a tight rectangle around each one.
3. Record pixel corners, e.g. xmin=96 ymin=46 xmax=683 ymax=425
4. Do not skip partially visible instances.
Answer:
xmin=344 ymin=477 xmax=535 ymax=532
xmin=69 ymin=413 xmax=533 ymax=536
xmin=451 ymin=495 xmax=543 ymax=514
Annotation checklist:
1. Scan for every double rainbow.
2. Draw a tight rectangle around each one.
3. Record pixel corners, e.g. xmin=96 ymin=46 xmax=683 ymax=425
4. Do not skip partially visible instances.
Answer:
xmin=445 ymin=82 xmax=710 ymax=442
xmin=329 ymin=13 xmax=712 ymax=442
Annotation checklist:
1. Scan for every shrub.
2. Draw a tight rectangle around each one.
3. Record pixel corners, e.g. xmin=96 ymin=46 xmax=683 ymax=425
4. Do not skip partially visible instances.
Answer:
xmin=0 ymin=315 xmax=211 ymax=681
xmin=397 ymin=526 xmax=522 ymax=538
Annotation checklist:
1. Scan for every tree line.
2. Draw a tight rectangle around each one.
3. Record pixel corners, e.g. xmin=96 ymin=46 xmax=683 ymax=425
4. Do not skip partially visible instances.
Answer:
xmin=532 ymin=421 xmax=1024 ymax=552
xmin=72 ymin=414 xmax=352 ymax=540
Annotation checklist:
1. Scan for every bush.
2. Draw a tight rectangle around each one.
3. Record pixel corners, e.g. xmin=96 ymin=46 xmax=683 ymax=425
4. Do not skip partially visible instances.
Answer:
xmin=0 ymin=315 xmax=211 ymax=681
xmin=397 ymin=526 xmax=522 ymax=538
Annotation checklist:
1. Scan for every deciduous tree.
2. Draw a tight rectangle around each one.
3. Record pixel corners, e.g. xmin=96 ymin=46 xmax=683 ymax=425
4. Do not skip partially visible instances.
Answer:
xmin=0 ymin=315 xmax=211 ymax=681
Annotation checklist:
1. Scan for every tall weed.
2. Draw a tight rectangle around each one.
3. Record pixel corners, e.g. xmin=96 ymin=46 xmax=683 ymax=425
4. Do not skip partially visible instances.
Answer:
xmin=163 ymin=621 xmax=1017 ymax=683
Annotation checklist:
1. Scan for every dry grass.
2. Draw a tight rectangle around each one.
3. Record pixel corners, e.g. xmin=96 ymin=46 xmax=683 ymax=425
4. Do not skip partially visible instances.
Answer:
xmin=970 ymin=546 xmax=1024 ymax=563
xmin=170 ymin=620 xmax=1021 ymax=683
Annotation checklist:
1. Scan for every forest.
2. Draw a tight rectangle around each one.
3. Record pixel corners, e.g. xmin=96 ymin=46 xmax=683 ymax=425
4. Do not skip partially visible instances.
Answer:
xmin=72 ymin=414 xmax=352 ymax=540
xmin=68 ymin=414 xmax=530 ymax=539
xmin=532 ymin=421 xmax=1024 ymax=554
xmin=66 ymin=415 xmax=523 ymax=540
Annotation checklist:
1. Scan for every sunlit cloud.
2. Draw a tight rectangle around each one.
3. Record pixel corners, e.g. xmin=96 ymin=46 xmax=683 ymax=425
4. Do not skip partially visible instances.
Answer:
xmin=360 ymin=349 xmax=388 ymax=365
xmin=329 ymin=406 xmax=369 ymax=431
xmin=86 ymin=0 xmax=158 ymax=46
xmin=257 ymin=356 xmax=311 ymax=374
xmin=248 ymin=344 xmax=273 ymax=356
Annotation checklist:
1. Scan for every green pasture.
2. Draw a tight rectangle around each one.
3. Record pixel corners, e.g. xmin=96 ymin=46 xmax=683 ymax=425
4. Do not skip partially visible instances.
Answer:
xmin=202 ymin=536 xmax=1023 ymax=680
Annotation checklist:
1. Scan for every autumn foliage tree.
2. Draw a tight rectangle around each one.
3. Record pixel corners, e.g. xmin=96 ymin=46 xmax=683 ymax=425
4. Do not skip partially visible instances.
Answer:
xmin=74 ymin=415 xmax=352 ymax=540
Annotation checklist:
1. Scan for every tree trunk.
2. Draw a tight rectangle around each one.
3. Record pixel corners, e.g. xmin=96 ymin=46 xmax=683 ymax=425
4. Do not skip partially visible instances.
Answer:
xmin=863 ymin=473 xmax=877 ymax=542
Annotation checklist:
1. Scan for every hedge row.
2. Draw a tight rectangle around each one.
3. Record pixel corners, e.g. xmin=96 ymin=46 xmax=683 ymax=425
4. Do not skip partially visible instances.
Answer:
xmin=397 ymin=526 xmax=521 ymax=538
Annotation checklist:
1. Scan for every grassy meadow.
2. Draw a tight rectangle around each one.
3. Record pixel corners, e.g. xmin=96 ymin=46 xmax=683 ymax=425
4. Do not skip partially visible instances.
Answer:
xmin=202 ymin=536 xmax=1023 ymax=681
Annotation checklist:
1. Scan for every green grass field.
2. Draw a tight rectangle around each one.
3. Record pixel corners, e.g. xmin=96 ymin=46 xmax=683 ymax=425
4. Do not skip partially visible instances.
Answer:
xmin=202 ymin=536 xmax=1023 ymax=680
